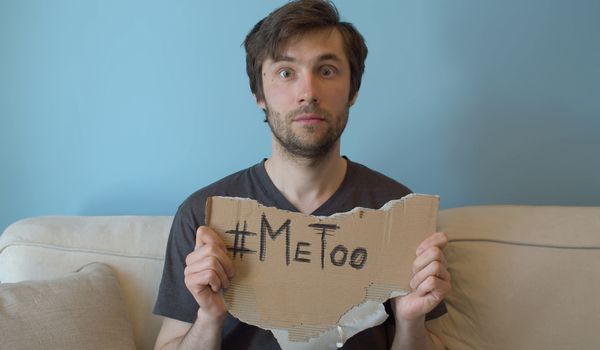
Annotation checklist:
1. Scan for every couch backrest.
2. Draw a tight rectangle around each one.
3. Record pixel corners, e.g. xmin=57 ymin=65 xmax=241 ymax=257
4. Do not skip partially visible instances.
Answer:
xmin=430 ymin=205 xmax=600 ymax=349
xmin=3 ymin=206 xmax=599 ymax=350
xmin=0 ymin=216 xmax=173 ymax=350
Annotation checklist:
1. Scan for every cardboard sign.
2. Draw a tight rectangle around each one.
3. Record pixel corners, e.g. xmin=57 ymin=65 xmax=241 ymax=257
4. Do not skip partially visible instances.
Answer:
xmin=205 ymin=194 xmax=438 ymax=344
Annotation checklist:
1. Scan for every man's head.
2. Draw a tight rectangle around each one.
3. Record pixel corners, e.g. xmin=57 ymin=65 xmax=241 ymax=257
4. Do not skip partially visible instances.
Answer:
xmin=244 ymin=0 xmax=368 ymax=105
xmin=243 ymin=1 xmax=368 ymax=159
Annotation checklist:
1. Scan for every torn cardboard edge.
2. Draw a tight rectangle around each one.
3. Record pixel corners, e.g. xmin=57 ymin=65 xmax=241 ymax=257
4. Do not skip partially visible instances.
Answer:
xmin=206 ymin=193 xmax=439 ymax=346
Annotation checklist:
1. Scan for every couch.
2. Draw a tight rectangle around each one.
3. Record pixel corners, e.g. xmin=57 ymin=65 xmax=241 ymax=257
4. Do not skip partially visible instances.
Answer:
xmin=1 ymin=205 xmax=598 ymax=349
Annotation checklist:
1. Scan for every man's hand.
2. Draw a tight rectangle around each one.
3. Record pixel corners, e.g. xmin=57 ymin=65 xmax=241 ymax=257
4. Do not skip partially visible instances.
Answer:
xmin=184 ymin=226 xmax=235 ymax=320
xmin=392 ymin=232 xmax=451 ymax=321
xmin=155 ymin=226 xmax=234 ymax=350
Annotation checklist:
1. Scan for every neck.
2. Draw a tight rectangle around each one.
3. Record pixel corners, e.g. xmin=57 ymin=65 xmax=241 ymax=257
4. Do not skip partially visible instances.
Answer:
xmin=265 ymin=139 xmax=347 ymax=214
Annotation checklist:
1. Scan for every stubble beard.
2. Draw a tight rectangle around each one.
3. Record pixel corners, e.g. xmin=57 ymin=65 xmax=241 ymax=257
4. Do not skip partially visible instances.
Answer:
xmin=265 ymin=103 xmax=349 ymax=160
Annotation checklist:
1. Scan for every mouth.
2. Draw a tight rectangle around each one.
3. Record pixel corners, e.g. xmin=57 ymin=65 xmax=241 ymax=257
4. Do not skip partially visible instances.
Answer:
xmin=293 ymin=113 xmax=325 ymax=124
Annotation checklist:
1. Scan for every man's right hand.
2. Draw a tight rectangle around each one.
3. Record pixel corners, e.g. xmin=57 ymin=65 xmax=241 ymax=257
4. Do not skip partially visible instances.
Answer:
xmin=155 ymin=226 xmax=234 ymax=350
xmin=184 ymin=225 xmax=235 ymax=320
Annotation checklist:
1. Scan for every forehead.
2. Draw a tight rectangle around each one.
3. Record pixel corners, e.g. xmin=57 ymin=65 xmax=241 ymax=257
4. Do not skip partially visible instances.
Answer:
xmin=272 ymin=27 xmax=348 ymax=64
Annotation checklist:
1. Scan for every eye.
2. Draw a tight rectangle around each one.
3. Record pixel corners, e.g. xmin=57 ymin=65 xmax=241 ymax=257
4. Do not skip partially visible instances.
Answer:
xmin=278 ymin=69 xmax=294 ymax=79
xmin=320 ymin=65 xmax=337 ymax=77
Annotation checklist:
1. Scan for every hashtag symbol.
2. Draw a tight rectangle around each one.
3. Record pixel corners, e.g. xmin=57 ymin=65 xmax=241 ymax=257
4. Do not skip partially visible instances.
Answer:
xmin=226 ymin=220 xmax=257 ymax=260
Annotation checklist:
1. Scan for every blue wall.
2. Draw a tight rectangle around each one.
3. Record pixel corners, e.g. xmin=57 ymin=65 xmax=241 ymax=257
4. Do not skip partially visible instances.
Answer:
xmin=2 ymin=0 xmax=599 ymax=232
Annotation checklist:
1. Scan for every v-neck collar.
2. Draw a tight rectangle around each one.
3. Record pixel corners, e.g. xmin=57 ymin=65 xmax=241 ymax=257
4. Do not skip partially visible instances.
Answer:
xmin=255 ymin=157 xmax=353 ymax=216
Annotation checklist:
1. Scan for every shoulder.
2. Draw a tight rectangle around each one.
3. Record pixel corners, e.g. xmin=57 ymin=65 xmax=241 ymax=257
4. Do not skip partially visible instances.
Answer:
xmin=176 ymin=163 xmax=261 ymax=224
xmin=347 ymin=160 xmax=412 ymax=196
xmin=331 ymin=159 xmax=413 ymax=211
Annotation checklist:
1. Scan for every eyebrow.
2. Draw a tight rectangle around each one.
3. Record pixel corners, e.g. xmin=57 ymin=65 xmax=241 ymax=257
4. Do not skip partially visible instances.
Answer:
xmin=273 ymin=53 xmax=343 ymax=63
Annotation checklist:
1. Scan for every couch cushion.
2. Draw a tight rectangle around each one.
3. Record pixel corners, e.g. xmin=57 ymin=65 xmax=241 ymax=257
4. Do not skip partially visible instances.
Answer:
xmin=0 ymin=263 xmax=135 ymax=349
xmin=429 ymin=206 xmax=600 ymax=349
xmin=0 ymin=215 xmax=173 ymax=350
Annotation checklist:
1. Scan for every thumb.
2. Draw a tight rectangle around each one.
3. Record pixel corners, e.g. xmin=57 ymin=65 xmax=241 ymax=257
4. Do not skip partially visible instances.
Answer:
xmin=195 ymin=225 xmax=226 ymax=250
xmin=420 ymin=289 xmax=444 ymax=312
xmin=195 ymin=226 xmax=207 ymax=250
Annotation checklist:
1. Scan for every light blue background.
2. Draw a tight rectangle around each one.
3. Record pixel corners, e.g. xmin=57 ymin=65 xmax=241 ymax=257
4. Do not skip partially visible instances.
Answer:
xmin=2 ymin=0 xmax=599 ymax=232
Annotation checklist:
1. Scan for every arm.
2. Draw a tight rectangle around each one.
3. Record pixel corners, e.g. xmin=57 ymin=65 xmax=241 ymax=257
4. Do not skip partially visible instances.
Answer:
xmin=390 ymin=232 xmax=451 ymax=350
xmin=154 ymin=226 xmax=235 ymax=350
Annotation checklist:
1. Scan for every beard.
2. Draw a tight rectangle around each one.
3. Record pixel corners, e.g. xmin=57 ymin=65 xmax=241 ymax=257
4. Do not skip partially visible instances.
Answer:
xmin=264 ymin=103 xmax=349 ymax=159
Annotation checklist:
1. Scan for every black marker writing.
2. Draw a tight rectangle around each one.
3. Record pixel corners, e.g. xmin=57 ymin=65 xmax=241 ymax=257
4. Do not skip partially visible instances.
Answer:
xmin=350 ymin=247 xmax=367 ymax=269
xmin=309 ymin=223 xmax=340 ymax=270
xmin=330 ymin=244 xmax=348 ymax=266
xmin=294 ymin=241 xmax=311 ymax=263
xmin=260 ymin=214 xmax=292 ymax=265
xmin=226 ymin=220 xmax=256 ymax=260
xmin=223 ymin=214 xmax=368 ymax=270
xmin=330 ymin=245 xmax=367 ymax=269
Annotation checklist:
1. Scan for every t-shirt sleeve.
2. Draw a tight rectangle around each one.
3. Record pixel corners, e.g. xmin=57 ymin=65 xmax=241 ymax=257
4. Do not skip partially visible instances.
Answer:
xmin=153 ymin=198 xmax=204 ymax=323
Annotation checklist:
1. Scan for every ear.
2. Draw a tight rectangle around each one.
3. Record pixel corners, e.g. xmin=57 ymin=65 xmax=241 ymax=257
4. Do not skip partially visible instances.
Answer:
xmin=348 ymin=91 xmax=359 ymax=107
xmin=254 ymin=94 xmax=266 ymax=110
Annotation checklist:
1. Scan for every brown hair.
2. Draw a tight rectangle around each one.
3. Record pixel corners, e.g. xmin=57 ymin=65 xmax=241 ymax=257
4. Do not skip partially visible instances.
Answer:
xmin=244 ymin=0 xmax=368 ymax=103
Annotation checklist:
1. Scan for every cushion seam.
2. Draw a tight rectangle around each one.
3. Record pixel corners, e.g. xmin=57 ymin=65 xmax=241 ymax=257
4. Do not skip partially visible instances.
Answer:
xmin=449 ymin=238 xmax=600 ymax=250
xmin=0 ymin=242 xmax=164 ymax=261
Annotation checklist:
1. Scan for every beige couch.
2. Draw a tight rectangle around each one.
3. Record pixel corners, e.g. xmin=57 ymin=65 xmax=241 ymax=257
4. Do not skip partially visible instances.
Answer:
xmin=1 ymin=205 xmax=598 ymax=349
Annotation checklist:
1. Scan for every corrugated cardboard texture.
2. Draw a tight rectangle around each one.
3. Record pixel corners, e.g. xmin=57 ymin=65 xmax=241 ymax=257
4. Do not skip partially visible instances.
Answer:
xmin=206 ymin=194 xmax=438 ymax=343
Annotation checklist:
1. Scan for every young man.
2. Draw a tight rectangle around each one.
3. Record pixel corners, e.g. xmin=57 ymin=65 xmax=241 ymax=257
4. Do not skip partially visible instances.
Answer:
xmin=153 ymin=1 xmax=450 ymax=349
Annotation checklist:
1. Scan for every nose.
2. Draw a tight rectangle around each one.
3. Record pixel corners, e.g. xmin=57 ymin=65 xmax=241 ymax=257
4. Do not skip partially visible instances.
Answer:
xmin=298 ymin=72 xmax=319 ymax=105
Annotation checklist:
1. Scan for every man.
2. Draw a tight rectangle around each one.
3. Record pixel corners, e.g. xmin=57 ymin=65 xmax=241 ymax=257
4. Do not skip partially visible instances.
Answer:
xmin=153 ymin=1 xmax=450 ymax=349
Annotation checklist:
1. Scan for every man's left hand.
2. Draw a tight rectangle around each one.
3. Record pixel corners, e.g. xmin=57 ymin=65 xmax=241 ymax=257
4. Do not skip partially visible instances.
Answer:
xmin=392 ymin=232 xmax=451 ymax=321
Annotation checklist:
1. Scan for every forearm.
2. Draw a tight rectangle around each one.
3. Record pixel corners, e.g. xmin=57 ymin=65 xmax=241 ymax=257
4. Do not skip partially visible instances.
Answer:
xmin=160 ymin=312 xmax=225 ymax=350
xmin=391 ymin=316 xmax=444 ymax=350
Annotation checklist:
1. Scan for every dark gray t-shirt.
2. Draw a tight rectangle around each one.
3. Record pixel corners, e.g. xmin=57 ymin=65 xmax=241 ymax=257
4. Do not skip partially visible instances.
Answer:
xmin=154 ymin=159 xmax=446 ymax=349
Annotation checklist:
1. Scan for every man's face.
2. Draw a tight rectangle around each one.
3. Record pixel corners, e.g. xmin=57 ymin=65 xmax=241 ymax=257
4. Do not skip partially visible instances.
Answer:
xmin=257 ymin=28 xmax=356 ymax=159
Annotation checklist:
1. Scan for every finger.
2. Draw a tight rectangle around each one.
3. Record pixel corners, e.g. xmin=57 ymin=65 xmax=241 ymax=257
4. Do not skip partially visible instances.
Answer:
xmin=199 ymin=270 xmax=222 ymax=293
xmin=185 ymin=269 xmax=222 ymax=294
xmin=196 ymin=225 xmax=226 ymax=250
xmin=186 ymin=241 xmax=236 ymax=279
xmin=417 ymin=288 xmax=447 ymax=314
xmin=415 ymin=275 xmax=450 ymax=300
xmin=410 ymin=260 xmax=450 ymax=290
xmin=412 ymin=246 xmax=447 ymax=274
xmin=196 ymin=243 xmax=236 ymax=279
xmin=416 ymin=232 xmax=448 ymax=256
xmin=185 ymin=255 xmax=231 ymax=289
